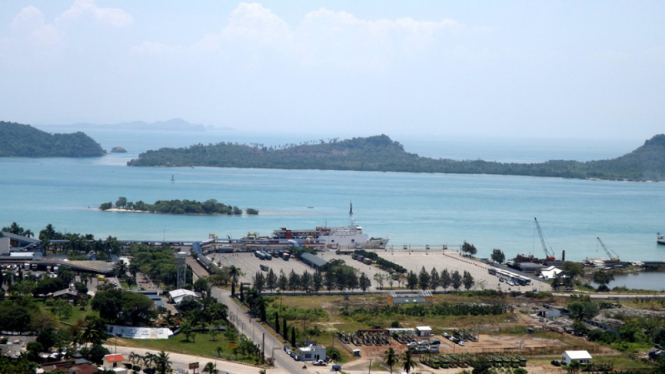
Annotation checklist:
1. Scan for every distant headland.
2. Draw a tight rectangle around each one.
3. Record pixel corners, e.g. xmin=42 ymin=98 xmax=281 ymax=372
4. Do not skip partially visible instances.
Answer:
xmin=127 ymin=134 xmax=665 ymax=182
xmin=99 ymin=197 xmax=259 ymax=216
xmin=0 ymin=121 xmax=104 ymax=158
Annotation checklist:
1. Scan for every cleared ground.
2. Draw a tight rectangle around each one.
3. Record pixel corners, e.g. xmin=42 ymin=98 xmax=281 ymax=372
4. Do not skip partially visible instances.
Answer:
xmin=369 ymin=249 xmax=551 ymax=292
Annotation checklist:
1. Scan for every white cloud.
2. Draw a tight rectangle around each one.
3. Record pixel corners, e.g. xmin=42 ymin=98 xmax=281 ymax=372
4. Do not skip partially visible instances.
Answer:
xmin=133 ymin=2 xmax=468 ymax=70
xmin=57 ymin=0 xmax=132 ymax=27
xmin=10 ymin=6 xmax=59 ymax=43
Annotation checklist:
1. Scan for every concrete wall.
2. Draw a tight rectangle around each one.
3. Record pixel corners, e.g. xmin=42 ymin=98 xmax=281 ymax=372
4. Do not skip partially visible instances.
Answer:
xmin=0 ymin=237 xmax=10 ymax=255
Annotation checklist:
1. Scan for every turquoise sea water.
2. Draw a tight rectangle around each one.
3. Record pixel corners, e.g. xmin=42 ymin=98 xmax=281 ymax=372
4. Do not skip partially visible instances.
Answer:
xmin=1 ymin=127 xmax=663 ymax=262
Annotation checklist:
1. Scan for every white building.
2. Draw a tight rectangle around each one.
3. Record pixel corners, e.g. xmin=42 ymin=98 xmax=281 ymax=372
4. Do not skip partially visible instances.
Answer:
xmin=168 ymin=289 xmax=200 ymax=304
xmin=297 ymin=344 xmax=326 ymax=362
xmin=562 ymin=350 xmax=592 ymax=365
xmin=540 ymin=266 xmax=563 ymax=279
xmin=102 ymin=354 xmax=125 ymax=370
xmin=416 ymin=326 xmax=432 ymax=337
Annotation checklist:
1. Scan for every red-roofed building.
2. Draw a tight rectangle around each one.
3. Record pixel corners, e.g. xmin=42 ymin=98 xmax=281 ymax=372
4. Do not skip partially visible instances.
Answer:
xmin=103 ymin=354 xmax=125 ymax=369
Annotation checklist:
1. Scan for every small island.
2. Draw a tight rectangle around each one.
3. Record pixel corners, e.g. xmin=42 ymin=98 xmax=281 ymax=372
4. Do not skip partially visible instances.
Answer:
xmin=99 ymin=197 xmax=258 ymax=215
xmin=110 ymin=146 xmax=127 ymax=153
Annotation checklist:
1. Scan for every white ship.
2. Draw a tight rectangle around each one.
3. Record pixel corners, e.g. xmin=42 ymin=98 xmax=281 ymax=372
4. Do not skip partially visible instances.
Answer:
xmin=272 ymin=219 xmax=389 ymax=249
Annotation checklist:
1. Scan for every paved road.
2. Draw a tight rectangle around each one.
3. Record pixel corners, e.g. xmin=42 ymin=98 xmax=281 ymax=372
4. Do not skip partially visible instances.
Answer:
xmin=553 ymin=293 xmax=665 ymax=299
xmin=106 ymin=345 xmax=290 ymax=374
xmin=211 ymin=287 xmax=311 ymax=374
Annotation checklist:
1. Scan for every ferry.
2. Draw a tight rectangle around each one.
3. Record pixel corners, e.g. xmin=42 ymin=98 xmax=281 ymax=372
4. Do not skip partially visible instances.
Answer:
xmin=271 ymin=219 xmax=389 ymax=249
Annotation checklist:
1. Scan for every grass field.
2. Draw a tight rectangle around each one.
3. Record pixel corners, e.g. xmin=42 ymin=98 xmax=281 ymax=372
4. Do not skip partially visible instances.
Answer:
xmin=116 ymin=331 xmax=261 ymax=364
xmin=35 ymin=299 xmax=96 ymax=325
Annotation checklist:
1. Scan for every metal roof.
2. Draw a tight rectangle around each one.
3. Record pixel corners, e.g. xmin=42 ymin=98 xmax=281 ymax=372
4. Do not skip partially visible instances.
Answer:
xmin=564 ymin=351 xmax=593 ymax=359
xmin=300 ymin=253 xmax=328 ymax=268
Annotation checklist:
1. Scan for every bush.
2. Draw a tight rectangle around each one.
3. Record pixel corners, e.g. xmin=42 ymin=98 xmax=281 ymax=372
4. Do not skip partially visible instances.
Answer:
xmin=391 ymin=320 xmax=400 ymax=328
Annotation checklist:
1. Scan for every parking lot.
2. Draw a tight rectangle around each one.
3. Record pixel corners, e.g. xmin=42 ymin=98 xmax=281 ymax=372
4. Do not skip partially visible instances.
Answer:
xmin=366 ymin=249 xmax=551 ymax=292
xmin=209 ymin=252 xmax=317 ymax=285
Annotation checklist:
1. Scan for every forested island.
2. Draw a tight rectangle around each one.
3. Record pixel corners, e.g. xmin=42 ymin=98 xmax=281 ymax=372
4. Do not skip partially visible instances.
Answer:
xmin=99 ymin=197 xmax=258 ymax=215
xmin=0 ymin=121 xmax=104 ymax=157
xmin=128 ymin=134 xmax=665 ymax=181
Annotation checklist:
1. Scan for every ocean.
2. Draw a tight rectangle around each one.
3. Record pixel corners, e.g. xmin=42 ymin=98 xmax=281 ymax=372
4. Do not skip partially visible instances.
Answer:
xmin=1 ymin=126 xmax=663 ymax=263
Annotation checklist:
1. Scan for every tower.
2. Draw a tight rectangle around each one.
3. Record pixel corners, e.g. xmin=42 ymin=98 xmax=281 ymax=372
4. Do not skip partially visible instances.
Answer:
xmin=176 ymin=251 xmax=188 ymax=289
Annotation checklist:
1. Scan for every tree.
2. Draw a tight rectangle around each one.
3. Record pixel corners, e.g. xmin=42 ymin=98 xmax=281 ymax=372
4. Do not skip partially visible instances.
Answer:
xmin=373 ymin=273 xmax=385 ymax=290
xmin=115 ymin=261 xmax=128 ymax=279
xmin=194 ymin=277 xmax=211 ymax=298
xmin=384 ymin=347 xmax=399 ymax=374
xmin=288 ymin=270 xmax=300 ymax=291
xmin=300 ymin=271 xmax=312 ymax=292
xmin=83 ymin=343 xmax=110 ymax=364
xmin=290 ymin=326 xmax=296 ymax=347
xmin=359 ymin=272 xmax=371 ymax=292
xmin=80 ymin=315 xmax=107 ymax=347
xmin=418 ymin=266 xmax=430 ymax=290
xmin=566 ymin=360 xmax=581 ymax=374
xmin=324 ymin=270 xmax=335 ymax=292
xmin=52 ymin=299 xmax=73 ymax=320
xmin=266 ymin=268 xmax=277 ymax=291
xmin=203 ymin=361 xmax=219 ymax=374
xmin=451 ymin=270 xmax=462 ymax=290
xmin=209 ymin=327 xmax=220 ymax=342
xmin=253 ymin=271 xmax=266 ymax=292
xmin=562 ymin=261 xmax=584 ymax=279
xmin=114 ymin=197 xmax=127 ymax=209
xmin=278 ymin=270 xmax=288 ymax=291
xmin=406 ymin=271 xmax=418 ymax=290
xmin=440 ymin=269 xmax=451 ymax=290
xmin=429 ymin=268 xmax=440 ymax=290
xmin=462 ymin=270 xmax=475 ymax=290
xmin=180 ymin=319 xmax=195 ymax=342
xmin=401 ymin=350 xmax=416 ymax=373
xmin=593 ymin=270 xmax=615 ymax=290
xmin=154 ymin=350 xmax=172 ymax=374
xmin=228 ymin=265 xmax=243 ymax=285
xmin=471 ymin=355 xmax=492 ymax=374
xmin=491 ymin=249 xmax=505 ymax=264
xmin=129 ymin=262 xmax=141 ymax=282
xmin=312 ymin=270 xmax=323 ymax=292
xmin=461 ymin=241 xmax=477 ymax=256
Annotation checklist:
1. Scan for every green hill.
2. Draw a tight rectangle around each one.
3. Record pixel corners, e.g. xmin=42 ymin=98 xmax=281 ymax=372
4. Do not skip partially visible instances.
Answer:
xmin=0 ymin=121 xmax=104 ymax=157
xmin=127 ymin=134 xmax=665 ymax=181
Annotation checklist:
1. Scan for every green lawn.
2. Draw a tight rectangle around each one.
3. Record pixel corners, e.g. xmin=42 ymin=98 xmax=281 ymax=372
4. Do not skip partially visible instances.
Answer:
xmin=35 ymin=299 xmax=96 ymax=325
xmin=117 ymin=331 xmax=263 ymax=365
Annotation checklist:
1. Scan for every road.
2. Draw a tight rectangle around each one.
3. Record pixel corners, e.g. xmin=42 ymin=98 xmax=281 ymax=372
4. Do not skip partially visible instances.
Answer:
xmin=211 ymin=287 xmax=311 ymax=374
xmin=106 ymin=345 xmax=290 ymax=374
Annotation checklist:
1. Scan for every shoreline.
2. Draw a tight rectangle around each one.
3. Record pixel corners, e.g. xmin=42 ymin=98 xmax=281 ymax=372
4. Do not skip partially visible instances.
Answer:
xmin=100 ymin=208 xmax=251 ymax=216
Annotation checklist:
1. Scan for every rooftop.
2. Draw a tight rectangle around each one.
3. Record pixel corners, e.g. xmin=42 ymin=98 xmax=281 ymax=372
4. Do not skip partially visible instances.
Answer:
xmin=103 ymin=354 xmax=124 ymax=363
xmin=564 ymin=350 xmax=593 ymax=360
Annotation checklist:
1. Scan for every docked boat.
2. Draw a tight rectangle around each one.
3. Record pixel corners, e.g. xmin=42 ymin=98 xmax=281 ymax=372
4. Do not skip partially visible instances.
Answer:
xmin=658 ymin=233 xmax=665 ymax=245
xmin=272 ymin=219 xmax=389 ymax=249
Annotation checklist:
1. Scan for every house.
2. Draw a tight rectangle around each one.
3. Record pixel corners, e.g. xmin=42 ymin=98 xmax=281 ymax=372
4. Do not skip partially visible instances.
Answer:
xmin=562 ymin=350 xmax=592 ymax=365
xmin=168 ymin=289 xmax=200 ymax=304
xmin=296 ymin=344 xmax=326 ymax=362
xmin=387 ymin=291 xmax=433 ymax=305
xmin=102 ymin=354 xmax=125 ymax=370
xmin=416 ymin=326 xmax=432 ymax=337
xmin=50 ymin=287 xmax=84 ymax=301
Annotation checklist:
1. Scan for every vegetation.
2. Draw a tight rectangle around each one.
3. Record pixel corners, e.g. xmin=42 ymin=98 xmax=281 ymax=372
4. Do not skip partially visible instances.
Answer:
xmin=353 ymin=249 xmax=406 ymax=273
xmin=100 ymin=197 xmax=256 ymax=215
xmin=130 ymin=244 xmax=193 ymax=289
xmin=129 ymin=133 xmax=665 ymax=181
xmin=491 ymin=249 xmax=506 ymax=264
xmin=0 ymin=121 xmax=104 ymax=157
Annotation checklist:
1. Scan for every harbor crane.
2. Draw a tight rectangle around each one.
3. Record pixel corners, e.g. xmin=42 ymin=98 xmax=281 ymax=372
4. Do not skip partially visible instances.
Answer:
xmin=534 ymin=217 xmax=556 ymax=261
xmin=596 ymin=237 xmax=620 ymax=261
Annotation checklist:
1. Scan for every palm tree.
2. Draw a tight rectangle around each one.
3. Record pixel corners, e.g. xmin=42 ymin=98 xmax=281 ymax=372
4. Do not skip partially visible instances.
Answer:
xmin=143 ymin=352 xmax=155 ymax=369
xmin=229 ymin=265 xmax=243 ymax=285
xmin=384 ymin=347 xmax=399 ymax=373
xmin=154 ymin=350 xmax=172 ymax=374
xmin=23 ymin=229 xmax=34 ymax=238
xmin=401 ymin=350 xmax=416 ymax=374
xmin=203 ymin=361 xmax=218 ymax=374
xmin=80 ymin=316 xmax=106 ymax=348
xmin=129 ymin=262 xmax=141 ymax=281
xmin=116 ymin=261 xmax=128 ymax=279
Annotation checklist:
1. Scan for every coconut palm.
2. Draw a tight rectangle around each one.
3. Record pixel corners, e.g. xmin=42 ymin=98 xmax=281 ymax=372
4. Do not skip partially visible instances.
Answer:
xmin=384 ymin=347 xmax=399 ymax=373
xmin=153 ymin=350 xmax=172 ymax=374
xmin=228 ymin=265 xmax=243 ymax=284
xmin=115 ymin=261 xmax=128 ymax=278
xmin=401 ymin=350 xmax=416 ymax=374
xmin=143 ymin=352 xmax=155 ymax=368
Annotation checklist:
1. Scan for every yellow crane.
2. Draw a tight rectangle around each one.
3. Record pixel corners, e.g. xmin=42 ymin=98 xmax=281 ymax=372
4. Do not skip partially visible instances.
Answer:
xmin=596 ymin=237 xmax=620 ymax=261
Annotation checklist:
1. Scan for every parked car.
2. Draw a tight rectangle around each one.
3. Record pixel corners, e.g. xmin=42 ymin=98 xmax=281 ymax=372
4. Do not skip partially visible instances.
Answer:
xmin=458 ymin=341 xmax=465 ymax=346
xmin=551 ymin=360 xmax=561 ymax=366
xmin=313 ymin=360 xmax=327 ymax=366
xmin=442 ymin=332 xmax=450 ymax=338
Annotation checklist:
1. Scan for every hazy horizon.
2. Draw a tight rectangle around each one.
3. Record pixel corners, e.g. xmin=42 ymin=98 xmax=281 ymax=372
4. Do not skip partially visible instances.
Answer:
xmin=1 ymin=1 xmax=663 ymax=140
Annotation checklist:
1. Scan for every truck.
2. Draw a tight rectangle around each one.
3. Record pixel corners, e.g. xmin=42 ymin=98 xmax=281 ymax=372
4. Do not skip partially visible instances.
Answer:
xmin=23 ymin=263 xmax=30 ymax=270
xmin=257 ymin=252 xmax=266 ymax=260
xmin=265 ymin=253 xmax=272 ymax=260
xmin=260 ymin=264 xmax=270 ymax=271
xmin=282 ymin=253 xmax=290 ymax=261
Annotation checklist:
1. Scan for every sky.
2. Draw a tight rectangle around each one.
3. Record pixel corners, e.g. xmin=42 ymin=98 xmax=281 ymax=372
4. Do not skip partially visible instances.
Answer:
xmin=0 ymin=0 xmax=663 ymax=139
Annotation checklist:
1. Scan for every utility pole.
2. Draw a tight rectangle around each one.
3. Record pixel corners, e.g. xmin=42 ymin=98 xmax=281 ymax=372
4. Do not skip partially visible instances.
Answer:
xmin=262 ymin=333 xmax=265 ymax=365
xmin=368 ymin=358 xmax=372 ymax=374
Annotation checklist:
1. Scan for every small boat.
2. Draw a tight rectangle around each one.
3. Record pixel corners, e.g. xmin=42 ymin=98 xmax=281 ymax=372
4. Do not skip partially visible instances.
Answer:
xmin=658 ymin=233 xmax=665 ymax=245
xmin=307 ymin=206 xmax=314 ymax=209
